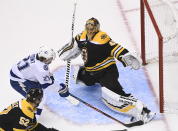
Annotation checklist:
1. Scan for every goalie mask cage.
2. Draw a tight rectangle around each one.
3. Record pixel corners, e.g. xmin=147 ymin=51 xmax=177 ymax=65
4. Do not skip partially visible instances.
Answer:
xmin=140 ymin=0 xmax=178 ymax=113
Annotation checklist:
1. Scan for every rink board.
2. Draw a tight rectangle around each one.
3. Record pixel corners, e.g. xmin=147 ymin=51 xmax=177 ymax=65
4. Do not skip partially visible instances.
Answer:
xmin=45 ymin=63 xmax=159 ymax=124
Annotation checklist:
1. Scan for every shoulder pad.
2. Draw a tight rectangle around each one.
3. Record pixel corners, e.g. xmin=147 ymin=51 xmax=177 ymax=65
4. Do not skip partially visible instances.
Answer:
xmin=92 ymin=32 xmax=111 ymax=44
xmin=21 ymin=99 xmax=35 ymax=119
xmin=80 ymin=31 xmax=87 ymax=40
xmin=75 ymin=31 xmax=87 ymax=41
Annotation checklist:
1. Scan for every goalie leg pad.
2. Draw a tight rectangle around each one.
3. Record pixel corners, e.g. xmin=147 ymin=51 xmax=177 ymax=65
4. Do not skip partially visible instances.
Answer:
xmin=73 ymin=65 xmax=87 ymax=86
xmin=101 ymin=87 xmax=144 ymax=117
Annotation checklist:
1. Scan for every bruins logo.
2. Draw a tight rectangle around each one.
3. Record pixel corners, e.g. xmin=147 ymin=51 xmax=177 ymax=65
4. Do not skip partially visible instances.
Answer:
xmin=100 ymin=34 xmax=107 ymax=39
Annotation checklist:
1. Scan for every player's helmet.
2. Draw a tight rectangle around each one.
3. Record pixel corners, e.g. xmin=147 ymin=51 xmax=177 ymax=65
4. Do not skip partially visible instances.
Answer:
xmin=85 ymin=17 xmax=100 ymax=33
xmin=38 ymin=46 xmax=56 ymax=61
xmin=26 ymin=88 xmax=43 ymax=107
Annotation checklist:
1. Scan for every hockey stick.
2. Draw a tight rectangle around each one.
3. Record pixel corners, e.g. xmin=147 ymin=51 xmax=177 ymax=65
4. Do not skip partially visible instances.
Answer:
xmin=70 ymin=93 xmax=144 ymax=128
xmin=63 ymin=1 xmax=80 ymax=105
xmin=65 ymin=0 xmax=77 ymax=89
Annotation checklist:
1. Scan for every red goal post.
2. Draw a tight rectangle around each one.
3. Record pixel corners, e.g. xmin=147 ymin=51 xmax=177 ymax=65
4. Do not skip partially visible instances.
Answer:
xmin=140 ymin=0 xmax=178 ymax=113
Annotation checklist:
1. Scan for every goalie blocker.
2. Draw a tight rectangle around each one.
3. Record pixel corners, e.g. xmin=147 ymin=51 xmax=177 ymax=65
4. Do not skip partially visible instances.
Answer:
xmin=101 ymin=87 xmax=156 ymax=124
xmin=58 ymin=38 xmax=81 ymax=61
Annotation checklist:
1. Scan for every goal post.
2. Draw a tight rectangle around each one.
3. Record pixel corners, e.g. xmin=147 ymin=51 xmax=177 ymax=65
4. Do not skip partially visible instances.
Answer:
xmin=140 ymin=0 xmax=178 ymax=113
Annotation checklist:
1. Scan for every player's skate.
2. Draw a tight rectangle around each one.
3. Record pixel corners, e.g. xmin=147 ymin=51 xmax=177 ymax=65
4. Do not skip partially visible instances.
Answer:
xmin=130 ymin=107 xmax=156 ymax=124
xmin=142 ymin=110 xmax=156 ymax=124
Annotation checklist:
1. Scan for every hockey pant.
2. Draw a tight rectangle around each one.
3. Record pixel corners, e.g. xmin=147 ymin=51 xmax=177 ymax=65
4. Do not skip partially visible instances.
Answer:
xmin=77 ymin=64 xmax=129 ymax=96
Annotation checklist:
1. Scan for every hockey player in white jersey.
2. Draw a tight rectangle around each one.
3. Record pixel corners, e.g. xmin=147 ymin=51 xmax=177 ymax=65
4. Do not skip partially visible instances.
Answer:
xmin=58 ymin=17 xmax=156 ymax=124
xmin=9 ymin=46 xmax=68 ymax=117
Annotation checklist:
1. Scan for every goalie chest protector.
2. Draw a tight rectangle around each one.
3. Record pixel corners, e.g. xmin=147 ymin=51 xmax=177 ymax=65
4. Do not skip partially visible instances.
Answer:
xmin=75 ymin=31 xmax=127 ymax=72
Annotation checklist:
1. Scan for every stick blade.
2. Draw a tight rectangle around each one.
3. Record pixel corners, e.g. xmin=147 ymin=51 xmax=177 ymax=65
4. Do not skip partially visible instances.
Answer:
xmin=124 ymin=120 xmax=144 ymax=128
xmin=65 ymin=95 xmax=80 ymax=105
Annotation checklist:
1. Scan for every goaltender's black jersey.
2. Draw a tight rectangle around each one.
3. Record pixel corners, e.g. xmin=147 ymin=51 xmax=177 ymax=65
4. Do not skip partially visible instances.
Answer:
xmin=0 ymin=99 xmax=37 ymax=131
xmin=75 ymin=30 xmax=129 ymax=72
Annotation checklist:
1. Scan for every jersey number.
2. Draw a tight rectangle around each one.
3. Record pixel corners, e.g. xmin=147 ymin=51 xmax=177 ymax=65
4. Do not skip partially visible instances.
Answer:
xmin=17 ymin=55 xmax=35 ymax=71
xmin=17 ymin=56 xmax=30 ymax=71
xmin=19 ymin=117 xmax=30 ymax=127
xmin=81 ymin=48 xmax=88 ymax=64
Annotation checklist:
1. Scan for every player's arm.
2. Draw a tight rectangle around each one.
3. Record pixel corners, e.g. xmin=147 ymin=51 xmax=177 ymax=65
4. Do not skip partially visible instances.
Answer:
xmin=110 ymin=40 xmax=140 ymax=70
xmin=34 ymin=65 xmax=54 ymax=89
xmin=0 ymin=102 xmax=19 ymax=130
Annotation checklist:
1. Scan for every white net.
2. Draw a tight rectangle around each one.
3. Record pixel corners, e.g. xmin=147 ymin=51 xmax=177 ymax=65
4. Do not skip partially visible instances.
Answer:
xmin=145 ymin=0 xmax=178 ymax=63
xmin=144 ymin=0 xmax=178 ymax=113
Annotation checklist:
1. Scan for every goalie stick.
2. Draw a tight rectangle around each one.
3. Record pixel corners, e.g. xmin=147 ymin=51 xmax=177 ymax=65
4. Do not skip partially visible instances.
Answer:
xmin=58 ymin=0 xmax=80 ymax=105
xmin=70 ymin=93 xmax=144 ymax=128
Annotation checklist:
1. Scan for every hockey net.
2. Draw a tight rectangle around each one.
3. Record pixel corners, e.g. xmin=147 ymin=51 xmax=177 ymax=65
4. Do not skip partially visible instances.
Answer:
xmin=141 ymin=0 xmax=178 ymax=113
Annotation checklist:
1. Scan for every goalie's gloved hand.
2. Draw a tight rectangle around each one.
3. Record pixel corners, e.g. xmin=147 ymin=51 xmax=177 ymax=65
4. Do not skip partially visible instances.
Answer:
xmin=58 ymin=83 xmax=69 ymax=97
xmin=122 ymin=54 xmax=140 ymax=70
xmin=47 ymin=128 xmax=59 ymax=131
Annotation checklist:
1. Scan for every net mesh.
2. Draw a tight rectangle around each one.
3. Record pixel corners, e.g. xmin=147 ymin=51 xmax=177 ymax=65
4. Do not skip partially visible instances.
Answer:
xmin=144 ymin=0 xmax=178 ymax=113
xmin=145 ymin=0 xmax=178 ymax=63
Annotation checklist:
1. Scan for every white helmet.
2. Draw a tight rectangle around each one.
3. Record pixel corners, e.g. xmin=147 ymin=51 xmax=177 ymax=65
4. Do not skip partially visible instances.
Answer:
xmin=38 ymin=46 xmax=56 ymax=60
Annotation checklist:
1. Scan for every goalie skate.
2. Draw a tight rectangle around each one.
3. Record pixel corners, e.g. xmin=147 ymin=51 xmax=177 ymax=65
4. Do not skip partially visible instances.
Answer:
xmin=142 ymin=111 xmax=156 ymax=124
xmin=130 ymin=110 xmax=156 ymax=124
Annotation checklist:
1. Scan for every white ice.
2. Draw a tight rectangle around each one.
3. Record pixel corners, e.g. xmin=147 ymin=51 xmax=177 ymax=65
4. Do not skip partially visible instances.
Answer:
xmin=0 ymin=0 xmax=178 ymax=131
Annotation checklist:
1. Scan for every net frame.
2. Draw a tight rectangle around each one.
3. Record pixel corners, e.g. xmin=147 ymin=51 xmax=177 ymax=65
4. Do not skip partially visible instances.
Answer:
xmin=140 ymin=0 xmax=178 ymax=113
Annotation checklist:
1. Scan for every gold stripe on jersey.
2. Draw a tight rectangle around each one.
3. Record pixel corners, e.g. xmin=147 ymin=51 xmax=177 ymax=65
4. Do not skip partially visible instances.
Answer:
xmin=0 ymin=128 xmax=5 ymax=131
xmin=111 ymin=44 xmax=121 ymax=56
xmin=80 ymin=31 xmax=110 ymax=44
xmin=13 ymin=128 xmax=26 ymax=131
xmin=103 ymin=99 xmax=136 ymax=113
xmin=21 ymin=99 xmax=35 ymax=119
xmin=0 ymin=105 xmax=12 ymax=115
xmin=0 ymin=101 xmax=19 ymax=115
xmin=85 ymin=57 xmax=116 ymax=71
xmin=115 ymin=48 xmax=125 ymax=58
xmin=111 ymin=44 xmax=125 ymax=59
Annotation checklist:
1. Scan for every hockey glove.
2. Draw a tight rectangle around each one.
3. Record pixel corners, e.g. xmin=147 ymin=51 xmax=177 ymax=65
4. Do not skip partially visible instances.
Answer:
xmin=58 ymin=83 xmax=69 ymax=97
xmin=58 ymin=38 xmax=81 ymax=61
xmin=122 ymin=54 xmax=140 ymax=70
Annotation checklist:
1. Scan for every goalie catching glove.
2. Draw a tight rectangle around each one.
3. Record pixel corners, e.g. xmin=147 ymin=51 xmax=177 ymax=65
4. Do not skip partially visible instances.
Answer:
xmin=58 ymin=38 xmax=81 ymax=61
xmin=122 ymin=54 xmax=140 ymax=70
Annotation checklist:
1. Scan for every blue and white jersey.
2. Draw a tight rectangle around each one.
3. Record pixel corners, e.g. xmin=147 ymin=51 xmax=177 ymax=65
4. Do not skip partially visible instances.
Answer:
xmin=10 ymin=54 xmax=53 ymax=85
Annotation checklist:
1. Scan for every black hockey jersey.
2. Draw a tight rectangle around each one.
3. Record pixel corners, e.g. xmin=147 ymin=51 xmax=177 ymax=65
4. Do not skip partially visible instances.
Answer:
xmin=0 ymin=99 xmax=39 ymax=131
xmin=75 ymin=30 xmax=129 ymax=72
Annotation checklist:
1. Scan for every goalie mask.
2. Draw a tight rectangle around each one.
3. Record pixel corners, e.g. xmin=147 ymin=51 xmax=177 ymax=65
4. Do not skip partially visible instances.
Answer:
xmin=85 ymin=17 xmax=100 ymax=34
